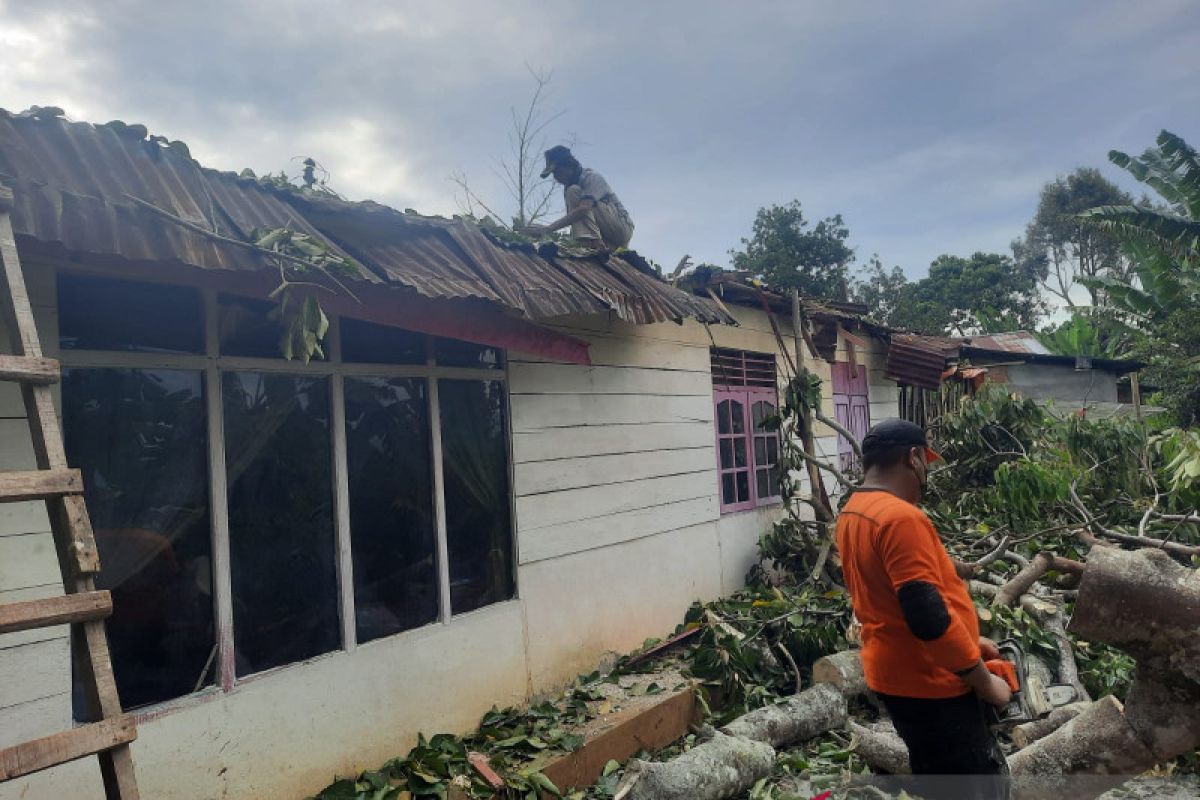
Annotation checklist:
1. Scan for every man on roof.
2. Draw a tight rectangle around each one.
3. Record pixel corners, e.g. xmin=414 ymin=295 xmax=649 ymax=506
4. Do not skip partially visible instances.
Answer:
xmin=521 ymin=145 xmax=634 ymax=251
xmin=835 ymin=419 xmax=1011 ymax=799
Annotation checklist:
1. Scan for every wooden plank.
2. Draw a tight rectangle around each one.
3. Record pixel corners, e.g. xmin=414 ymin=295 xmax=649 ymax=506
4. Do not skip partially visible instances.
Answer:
xmin=0 ymin=637 xmax=71 ymax=707
xmin=0 ymin=532 xmax=62 ymax=591
xmin=0 ymin=693 xmax=71 ymax=750
xmin=511 ymin=394 xmax=712 ymax=432
xmin=0 ymin=355 xmax=58 ymax=385
xmin=517 ymin=471 xmax=715 ymax=531
xmin=1 ymin=199 xmax=140 ymax=796
xmin=511 ymin=335 xmax=711 ymax=371
xmin=513 ymin=422 xmax=712 ymax=464
xmin=0 ymin=715 xmax=137 ymax=781
xmin=540 ymin=688 xmax=698 ymax=794
xmin=515 ymin=447 xmax=713 ymax=497
xmin=0 ymin=583 xmax=66 ymax=647
xmin=0 ymin=591 xmax=111 ymax=635
xmin=508 ymin=362 xmax=710 ymax=397
xmin=519 ymin=498 xmax=717 ymax=564
xmin=0 ymin=469 xmax=83 ymax=502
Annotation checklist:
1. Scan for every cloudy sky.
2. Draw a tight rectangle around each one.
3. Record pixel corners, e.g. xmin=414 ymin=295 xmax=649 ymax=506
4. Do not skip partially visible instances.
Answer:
xmin=2 ymin=1 xmax=1198 ymax=281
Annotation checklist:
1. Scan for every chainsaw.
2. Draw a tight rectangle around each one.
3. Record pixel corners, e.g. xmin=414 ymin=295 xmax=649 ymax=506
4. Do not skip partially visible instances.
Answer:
xmin=984 ymin=639 xmax=1080 ymax=727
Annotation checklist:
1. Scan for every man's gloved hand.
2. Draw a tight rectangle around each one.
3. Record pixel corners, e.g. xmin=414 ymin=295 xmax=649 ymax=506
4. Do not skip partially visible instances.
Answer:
xmin=979 ymin=672 xmax=1014 ymax=708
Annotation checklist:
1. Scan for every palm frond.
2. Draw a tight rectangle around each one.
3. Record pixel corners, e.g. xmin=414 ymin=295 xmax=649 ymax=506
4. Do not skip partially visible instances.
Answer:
xmin=1079 ymin=204 xmax=1200 ymax=261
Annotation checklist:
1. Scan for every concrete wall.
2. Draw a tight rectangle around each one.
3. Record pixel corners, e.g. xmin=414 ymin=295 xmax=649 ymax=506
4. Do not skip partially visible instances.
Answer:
xmin=0 ymin=269 xmax=846 ymax=800
xmin=1003 ymin=362 xmax=1120 ymax=404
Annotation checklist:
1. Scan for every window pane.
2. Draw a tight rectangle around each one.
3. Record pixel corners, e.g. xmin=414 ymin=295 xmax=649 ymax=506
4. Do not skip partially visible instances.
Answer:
xmin=435 ymin=337 xmax=501 ymax=369
xmin=218 ymin=294 xmax=329 ymax=360
xmin=730 ymin=401 xmax=745 ymax=434
xmin=754 ymin=437 xmax=766 ymax=466
xmin=341 ymin=318 xmax=427 ymax=365
xmin=223 ymin=373 xmax=338 ymax=674
xmin=439 ymin=380 xmax=514 ymax=614
xmin=736 ymin=470 xmax=750 ymax=502
xmin=717 ymin=400 xmax=731 ymax=434
xmin=719 ymin=438 xmax=733 ymax=469
xmin=344 ymin=377 xmax=438 ymax=641
xmin=767 ymin=436 xmax=779 ymax=464
xmin=733 ymin=438 xmax=747 ymax=468
xmin=721 ymin=473 xmax=735 ymax=505
xmin=753 ymin=401 xmax=776 ymax=431
xmin=757 ymin=469 xmax=769 ymax=500
xmin=768 ymin=471 xmax=780 ymax=497
xmin=58 ymin=273 xmax=203 ymax=354
xmin=62 ymin=368 xmax=213 ymax=712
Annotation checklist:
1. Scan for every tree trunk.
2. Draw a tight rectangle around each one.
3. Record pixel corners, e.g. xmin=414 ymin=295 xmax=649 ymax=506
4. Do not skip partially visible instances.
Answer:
xmin=847 ymin=720 xmax=911 ymax=775
xmin=721 ymin=683 xmax=847 ymax=748
xmin=812 ymin=650 xmax=869 ymax=698
xmin=1121 ymin=670 xmax=1200 ymax=763
xmin=1069 ymin=547 xmax=1200 ymax=684
xmin=616 ymin=731 xmax=774 ymax=800
xmin=1008 ymin=695 xmax=1156 ymax=799
xmin=1010 ymin=703 xmax=1089 ymax=749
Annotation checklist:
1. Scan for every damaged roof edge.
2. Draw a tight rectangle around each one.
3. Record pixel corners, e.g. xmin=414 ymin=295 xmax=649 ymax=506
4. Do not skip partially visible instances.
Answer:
xmin=0 ymin=107 xmax=733 ymax=329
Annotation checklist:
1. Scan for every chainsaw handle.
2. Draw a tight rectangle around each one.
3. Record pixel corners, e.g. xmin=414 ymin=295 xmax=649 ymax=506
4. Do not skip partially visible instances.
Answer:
xmin=985 ymin=658 xmax=1020 ymax=693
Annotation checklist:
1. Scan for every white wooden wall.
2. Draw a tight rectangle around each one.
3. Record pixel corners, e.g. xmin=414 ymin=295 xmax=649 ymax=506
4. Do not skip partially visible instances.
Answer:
xmin=0 ymin=264 xmax=71 ymax=750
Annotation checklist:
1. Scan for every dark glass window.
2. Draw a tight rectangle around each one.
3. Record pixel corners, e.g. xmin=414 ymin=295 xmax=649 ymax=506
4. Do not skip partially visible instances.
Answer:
xmin=341 ymin=318 xmax=427 ymax=365
xmin=438 ymin=380 xmax=514 ymax=613
xmin=222 ymin=373 xmax=338 ymax=673
xmin=217 ymin=294 xmax=326 ymax=360
xmin=344 ymin=377 xmax=438 ymax=641
xmin=62 ymin=368 xmax=214 ymax=712
xmin=58 ymin=273 xmax=203 ymax=354
xmin=435 ymin=337 xmax=502 ymax=369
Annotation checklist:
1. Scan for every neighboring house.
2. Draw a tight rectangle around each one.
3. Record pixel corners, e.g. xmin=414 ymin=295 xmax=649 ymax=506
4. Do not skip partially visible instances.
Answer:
xmin=886 ymin=331 xmax=1145 ymax=425
xmin=0 ymin=110 xmax=880 ymax=800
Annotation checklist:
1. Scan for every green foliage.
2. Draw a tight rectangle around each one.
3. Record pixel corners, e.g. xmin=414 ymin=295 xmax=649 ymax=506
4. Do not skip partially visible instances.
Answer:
xmin=885 ymin=252 xmax=1045 ymax=336
xmin=683 ymin=584 xmax=851 ymax=725
xmin=928 ymin=384 xmax=1046 ymax=488
xmin=1035 ymin=311 xmax=1130 ymax=359
xmin=850 ymin=255 xmax=909 ymax=326
xmin=730 ymin=200 xmax=854 ymax=301
xmin=1078 ymin=130 xmax=1200 ymax=425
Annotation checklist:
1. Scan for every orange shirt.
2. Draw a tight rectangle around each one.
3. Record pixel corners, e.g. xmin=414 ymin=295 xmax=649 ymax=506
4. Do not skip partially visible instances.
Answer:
xmin=835 ymin=489 xmax=981 ymax=698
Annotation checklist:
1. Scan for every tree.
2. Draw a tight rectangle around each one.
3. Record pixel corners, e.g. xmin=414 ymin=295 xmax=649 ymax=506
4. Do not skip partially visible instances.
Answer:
xmin=1079 ymin=130 xmax=1200 ymax=425
xmin=886 ymin=252 xmax=1045 ymax=336
xmin=850 ymin=255 xmax=909 ymax=326
xmin=730 ymin=201 xmax=854 ymax=301
xmin=452 ymin=66 xmax=564 ymax=230
xmin=1015 ymin=167 xmax=1134 ymax=308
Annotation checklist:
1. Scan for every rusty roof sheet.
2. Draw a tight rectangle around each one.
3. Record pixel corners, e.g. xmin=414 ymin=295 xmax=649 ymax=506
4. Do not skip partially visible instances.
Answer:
xmin=0 ymin=108 xmax=731 ymax=327
xmin=964 ymin=331 xmax=1051 ymax=355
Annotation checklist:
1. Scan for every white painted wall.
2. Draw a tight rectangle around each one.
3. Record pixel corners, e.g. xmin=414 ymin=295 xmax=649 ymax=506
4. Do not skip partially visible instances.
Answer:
xmin=0 ymin=268 xmax=848 ymax=800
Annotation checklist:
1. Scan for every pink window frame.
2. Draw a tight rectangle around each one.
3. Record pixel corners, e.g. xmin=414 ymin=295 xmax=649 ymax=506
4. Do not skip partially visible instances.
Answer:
xmin=714 ymin=386 xmax=781 ymax=514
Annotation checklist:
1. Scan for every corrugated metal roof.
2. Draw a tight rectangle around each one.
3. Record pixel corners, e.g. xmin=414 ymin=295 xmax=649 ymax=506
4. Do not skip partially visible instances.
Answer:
xmin=0 ymin=108 xmax=731 ymax=327
xmin=885 ymin=334 xmax=955 ymax=390
xmin=965 ymin=331 xmax=1051 ymax=355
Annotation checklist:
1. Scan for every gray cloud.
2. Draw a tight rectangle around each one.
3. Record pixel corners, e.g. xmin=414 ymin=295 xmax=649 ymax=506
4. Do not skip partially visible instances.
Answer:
xmin=2 ymin=0 xmax=1198 ymax=286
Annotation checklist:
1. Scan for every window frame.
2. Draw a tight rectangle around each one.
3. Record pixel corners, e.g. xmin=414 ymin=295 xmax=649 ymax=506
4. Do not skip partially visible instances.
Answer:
xmin=53 ymin=267 xmax=518 ymax=714
xmin=710 ymin=349 xmax=782 ymax=514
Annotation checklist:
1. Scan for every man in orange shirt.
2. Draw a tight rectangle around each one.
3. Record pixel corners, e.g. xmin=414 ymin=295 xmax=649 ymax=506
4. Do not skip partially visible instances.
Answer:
xmin=836 ymin=419 xmax=1011 ymax=799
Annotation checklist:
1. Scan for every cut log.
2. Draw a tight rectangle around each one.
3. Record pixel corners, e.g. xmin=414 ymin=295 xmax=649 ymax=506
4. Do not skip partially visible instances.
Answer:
xmin=1039 ymin=610 xmax=1090 ymax=703
xmin=1121 ymin=671 xmax=1200 ymax=763
xmin=812 ymin=650 xmax=868 ymax=698
xmin=721 ymin=683 xmax=847 ymax=748
xmin=1008 ymin=695 xmax=1155 ymax=798
xmin=616 ymin=730 xmax=774 ymax=800
xmin=847 ymin=720 xmax=910 ymax=775
xmin=1069 ymin=547 xmax=1200 ymax=684
xmin=1010 ymin=703 xmax=1089 ymax=749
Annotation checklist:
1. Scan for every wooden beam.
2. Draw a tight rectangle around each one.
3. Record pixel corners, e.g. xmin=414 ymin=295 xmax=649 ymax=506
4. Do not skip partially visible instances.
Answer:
xmin=0 ymin=355 xmax=59 ymax=384
xmin=0 ymin=716 xmax=137 ymax=781
xmin=0 ymin=591 xmax=112 ymax=635
xmin=0 ymin=469 xmax=84 ymax=502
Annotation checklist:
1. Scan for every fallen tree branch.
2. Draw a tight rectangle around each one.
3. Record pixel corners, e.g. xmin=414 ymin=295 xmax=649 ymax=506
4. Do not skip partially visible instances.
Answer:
xmin=616 ymin=730 xmax=775 ymax=800
xmin=722 ymin=683 xmax=847 ymax=748
xmin=1089 ymin=527 xmax=1200 ymax=561
xmin=812 ymin=650 xmax=869 ymax=698
xmin=814 ymin=407 xmax=863 ymax=462
xmin=994 ymin=552 xmax=1054 ymax=607
xmin=972 ymin=535 xmax=1012 ymax=571
xmin=1010 ymin=702 xmax=1090 ymax=750
xmin=846 ymin=720 xmax=910 ymax=775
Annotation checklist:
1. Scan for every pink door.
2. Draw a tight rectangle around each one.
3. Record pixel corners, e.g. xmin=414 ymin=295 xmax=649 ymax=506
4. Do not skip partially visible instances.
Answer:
xmin=832 ymin=363 xmax=870 ymax=471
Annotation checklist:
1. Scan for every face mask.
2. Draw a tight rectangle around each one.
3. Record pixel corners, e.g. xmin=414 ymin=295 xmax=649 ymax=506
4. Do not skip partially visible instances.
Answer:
xmin=910 ymin=449 xmax=928 ymax=495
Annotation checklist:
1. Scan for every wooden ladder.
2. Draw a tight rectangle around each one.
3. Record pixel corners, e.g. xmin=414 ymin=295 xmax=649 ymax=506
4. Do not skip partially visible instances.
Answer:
xmin=0 ymin=185 xmax=140 ymax=797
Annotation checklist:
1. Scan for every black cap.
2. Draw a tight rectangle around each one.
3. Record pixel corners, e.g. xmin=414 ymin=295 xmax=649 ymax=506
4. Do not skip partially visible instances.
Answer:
xmin=861 ymin=419 xmax=941 ymax=463
xmin=540 ymin=145 xmax=574 ymax=178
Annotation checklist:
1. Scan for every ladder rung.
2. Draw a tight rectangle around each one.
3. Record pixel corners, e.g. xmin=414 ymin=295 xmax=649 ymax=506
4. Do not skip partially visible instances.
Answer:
xmin=0 ymin=716 xmax=137 ymax=781
xmin=0 ymin=590 xmax=112 ymax=635
xmin=0 ymin=355 xmax=59 ymax=384
xmin=0 ymin=469 xmax=83 ymax=502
